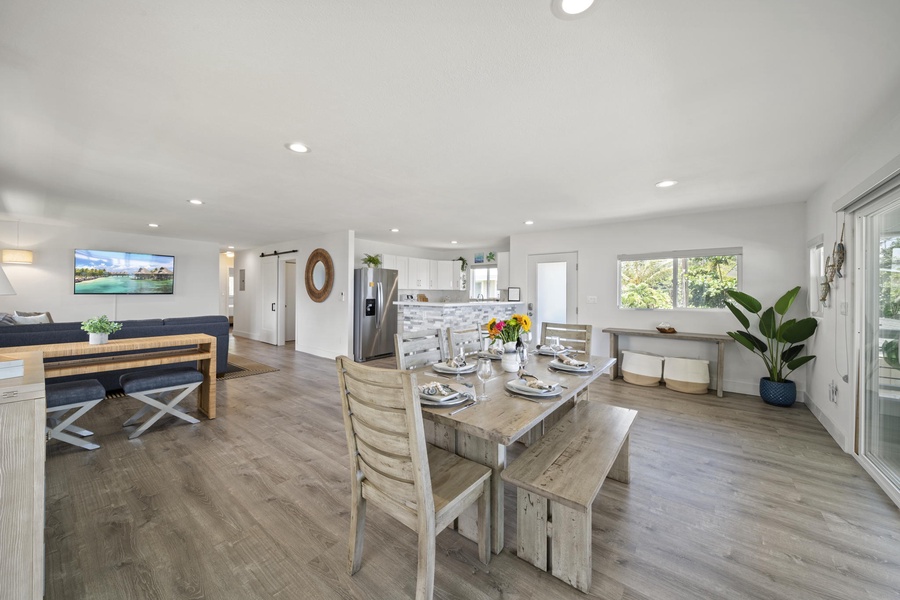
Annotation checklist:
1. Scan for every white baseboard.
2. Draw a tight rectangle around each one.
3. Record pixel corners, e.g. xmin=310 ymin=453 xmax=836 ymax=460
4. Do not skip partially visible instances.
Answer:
xmin=294 ymin=343 xmax=337 ymax=360
xmin=231 ymin=329 xmax=255 ymax=340
xmin=722 ymin=379 xmax=809 ymax=404
xmin=805 ymin=398 xmax=848 ymax=451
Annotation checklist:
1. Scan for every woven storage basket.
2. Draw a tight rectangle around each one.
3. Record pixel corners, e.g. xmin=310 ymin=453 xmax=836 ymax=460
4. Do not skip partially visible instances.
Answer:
xmin=663 ymin=357 xmax=710 ymax=394
xmin=621 ymin=351 xmax=664 ymax=386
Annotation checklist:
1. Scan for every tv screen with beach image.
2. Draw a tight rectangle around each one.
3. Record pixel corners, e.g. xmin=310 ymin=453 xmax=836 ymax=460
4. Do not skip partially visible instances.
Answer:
xmin=74 ymin=249 xmax=175 ymax=295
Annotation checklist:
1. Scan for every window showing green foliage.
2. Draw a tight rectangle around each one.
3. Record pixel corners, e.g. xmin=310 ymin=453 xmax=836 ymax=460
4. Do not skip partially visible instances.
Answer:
xmin=619 ymin=252 xmax=740 ymax=310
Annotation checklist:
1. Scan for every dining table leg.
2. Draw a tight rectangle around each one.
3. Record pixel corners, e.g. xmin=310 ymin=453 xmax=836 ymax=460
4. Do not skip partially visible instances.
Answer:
xmin=455 ymin=432 xmax=506 ymax=554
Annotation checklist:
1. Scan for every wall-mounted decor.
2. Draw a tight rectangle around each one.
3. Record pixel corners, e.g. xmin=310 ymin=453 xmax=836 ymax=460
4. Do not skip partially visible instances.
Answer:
xmin=305 ymin=248 xmax=334 ymax=303
xmin=74 ymin=249 xmax=174 ymax=295
xmin=486 ymin=251 xmax=496 ymax=262
xmin=474 ymin=252 xmax=484 ymax=264
xmin=508 ymin=287 xmax=521 ymax=302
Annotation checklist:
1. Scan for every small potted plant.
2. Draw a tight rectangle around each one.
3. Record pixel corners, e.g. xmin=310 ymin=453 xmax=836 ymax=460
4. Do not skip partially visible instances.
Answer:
xmin=81 ymin=315 xmax=123 ymax=345
xmin=361 ymin=253 xmax=382 ymax=268
xmin=724 ymin=286 xmax=818 ymax=406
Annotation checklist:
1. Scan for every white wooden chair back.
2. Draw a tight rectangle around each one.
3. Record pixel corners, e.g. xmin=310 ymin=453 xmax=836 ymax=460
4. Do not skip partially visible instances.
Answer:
xmin=446 ymin=324 xmax=483 ymax=359
xmin=394 ymin=329 xmax=446 ymax=370
xmin=540 ymin=322 xmax=593 ymax=354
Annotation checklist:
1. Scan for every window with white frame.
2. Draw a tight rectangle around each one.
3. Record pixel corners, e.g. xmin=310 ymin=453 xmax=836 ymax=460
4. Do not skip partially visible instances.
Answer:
xmin=469 ymin=265 xmax=498 ymax=299
xmin=618 ymin=248 xmax=742 ymax=309
xmin=808 ymin=236 xmax=824 ymax=314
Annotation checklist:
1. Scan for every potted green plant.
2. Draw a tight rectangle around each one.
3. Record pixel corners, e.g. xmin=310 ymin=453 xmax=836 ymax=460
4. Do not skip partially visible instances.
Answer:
xmin=361 ymin=253 xmax=382 ymax=268
xmin=81 ymin=315 xmax=123 ymax=345
xmin=724 ymin=286 xmax=818 ymax=406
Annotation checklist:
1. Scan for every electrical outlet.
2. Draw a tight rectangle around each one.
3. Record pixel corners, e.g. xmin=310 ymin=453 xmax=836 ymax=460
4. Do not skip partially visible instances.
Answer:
xmin=587 ymin=295 xmax=598 ymax=304
xmin=829 ymin=381 xmax=838 ymax=404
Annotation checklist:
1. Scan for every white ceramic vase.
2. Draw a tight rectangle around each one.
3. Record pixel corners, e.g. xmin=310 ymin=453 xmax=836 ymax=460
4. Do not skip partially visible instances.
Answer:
xmin=501 ymin=341 xmax=519 ymax=373
xmin=88 ymin=332 xmax=109 ymax=345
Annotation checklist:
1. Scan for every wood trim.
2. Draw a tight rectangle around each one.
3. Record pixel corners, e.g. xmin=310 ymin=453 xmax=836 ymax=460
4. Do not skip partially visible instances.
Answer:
xmin=304 ymin=247 xmax=334 ymax=303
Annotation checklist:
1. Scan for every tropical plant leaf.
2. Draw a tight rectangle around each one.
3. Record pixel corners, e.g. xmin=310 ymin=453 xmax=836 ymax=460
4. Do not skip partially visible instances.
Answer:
xmin=725 ymin=289 xmax=761 ymax=314
xmin=725 ymin=301 xmax=750 ymax=329
xmin=782 ymin=317 xmax=818 ymax=343
xmin=774 ymin=286 xmax=800 ymax=316
xmin=759 ymin=307 xmax=777 ymax=339
xmin=782 ymin=344 xmax=804 ymax=362
xmin=776 ymin=318 xmax=796 ymax=343
xmin=730 ymin=330 xmax=767 ymax=353
xmin=786 ymin=355 xmax=815 ymax=370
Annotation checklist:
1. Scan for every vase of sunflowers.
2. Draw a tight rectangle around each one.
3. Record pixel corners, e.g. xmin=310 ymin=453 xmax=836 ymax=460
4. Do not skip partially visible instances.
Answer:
xmin=486 ymin=314 xmax=532 ymax=373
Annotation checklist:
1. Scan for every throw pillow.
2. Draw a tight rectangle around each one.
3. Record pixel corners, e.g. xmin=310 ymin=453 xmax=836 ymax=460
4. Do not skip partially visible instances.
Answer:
xmin=13 ymin=313 xmax=51 ymax=325
xmin=14 ymin=310 xmax=54 ymax=323
xmin=0 ymin=312 xmax=16 ymax=326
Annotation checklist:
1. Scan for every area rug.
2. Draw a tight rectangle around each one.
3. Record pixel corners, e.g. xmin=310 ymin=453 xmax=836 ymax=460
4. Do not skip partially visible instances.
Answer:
xmin=218 ymin=355 xmax=279 ymax=380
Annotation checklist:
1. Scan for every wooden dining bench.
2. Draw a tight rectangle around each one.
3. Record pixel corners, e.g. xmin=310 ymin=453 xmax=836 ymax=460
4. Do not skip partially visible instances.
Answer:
xmin=501 ymin=401 xmax=637 ymax=593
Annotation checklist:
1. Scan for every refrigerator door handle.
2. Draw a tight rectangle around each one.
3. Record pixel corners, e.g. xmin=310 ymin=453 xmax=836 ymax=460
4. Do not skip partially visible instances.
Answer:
xmin=375 ymin=282 xmax=383 ymax=328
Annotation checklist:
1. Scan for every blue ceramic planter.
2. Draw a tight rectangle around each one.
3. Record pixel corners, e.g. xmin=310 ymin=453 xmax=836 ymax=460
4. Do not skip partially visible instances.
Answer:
xmin=759 ymin=377 xmax=796 ymax=407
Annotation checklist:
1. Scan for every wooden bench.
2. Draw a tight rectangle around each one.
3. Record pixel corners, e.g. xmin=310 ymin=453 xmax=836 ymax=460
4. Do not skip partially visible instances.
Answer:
xmin=501 ymin=401 xmax=637 ymax=593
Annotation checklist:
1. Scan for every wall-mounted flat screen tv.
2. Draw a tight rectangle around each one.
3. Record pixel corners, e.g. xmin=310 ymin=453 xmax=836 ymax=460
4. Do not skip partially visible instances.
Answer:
xmin=74 ymin=249 xmax=175 ymax=295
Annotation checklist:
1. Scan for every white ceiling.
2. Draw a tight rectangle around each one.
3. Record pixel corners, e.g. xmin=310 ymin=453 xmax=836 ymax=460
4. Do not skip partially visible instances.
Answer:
xmin=2 ymin=1 xmax=900 ymax=251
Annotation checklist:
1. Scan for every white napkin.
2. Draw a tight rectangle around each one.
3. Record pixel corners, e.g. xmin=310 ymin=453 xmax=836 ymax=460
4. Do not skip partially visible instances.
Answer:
xmin=558 ymin=354 xmax=587 ymax=367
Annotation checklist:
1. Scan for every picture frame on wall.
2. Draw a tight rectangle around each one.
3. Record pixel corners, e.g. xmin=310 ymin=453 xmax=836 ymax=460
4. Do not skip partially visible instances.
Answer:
xmin=474 ymin=252 xmax=484 ymax=264
xmin=508 ymin=286 xmax=521 ymax=302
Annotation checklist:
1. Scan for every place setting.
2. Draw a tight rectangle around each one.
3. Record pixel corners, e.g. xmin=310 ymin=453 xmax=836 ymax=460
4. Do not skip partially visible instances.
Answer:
xmin=505 ymin=372 xmax=563 ymax=400
xmin=536 ymin=335 xmax=574 ymax=357
xmin=430 ymin=350 xmax=477 ymax=382
xmin=417 ymin=380 xmax=476 ymax=413
xmin=548 ymin=353 xmax=596 ymax=373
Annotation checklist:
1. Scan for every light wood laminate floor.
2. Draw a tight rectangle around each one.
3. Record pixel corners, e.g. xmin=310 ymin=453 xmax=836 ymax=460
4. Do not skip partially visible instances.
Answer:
xmin=44 ymin=336 xmax=900 ymax=599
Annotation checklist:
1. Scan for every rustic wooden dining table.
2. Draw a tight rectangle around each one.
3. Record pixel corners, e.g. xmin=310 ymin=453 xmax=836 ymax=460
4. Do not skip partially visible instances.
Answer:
xmin=416 ymin=352 xmax=615 ymax=554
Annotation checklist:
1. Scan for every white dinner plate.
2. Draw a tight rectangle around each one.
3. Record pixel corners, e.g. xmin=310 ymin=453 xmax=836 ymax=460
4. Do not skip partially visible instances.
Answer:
xmin=549 ymin=359 xmax=595 ymax=372
xmin=538 ymin=346 xmax=571 ymax=356
xmin=419 ymin=394 xmax=471 ymax=407
xmin=432 ymin=362 xmax=477 ymax=374
xmin=477 ymin=352 xmax=502 ymax=360
xmin=505 ymin=379 xmax=561 ymax=398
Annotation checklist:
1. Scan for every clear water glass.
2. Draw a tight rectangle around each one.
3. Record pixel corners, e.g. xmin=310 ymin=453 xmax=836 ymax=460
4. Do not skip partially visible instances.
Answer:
xmin=476 ymin=358 xmax=492 ymax=401
xmin=455 ymin=346 xmax=466 ymax=382
xmin=517 ymin=343 xmax=528 ymax=371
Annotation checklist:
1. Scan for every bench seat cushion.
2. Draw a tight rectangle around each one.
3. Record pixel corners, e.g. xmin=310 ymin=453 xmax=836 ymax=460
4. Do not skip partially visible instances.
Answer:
xmin=120 ymin=367 xmax=203 ymax=394
xmin=46 ymin=379 xmax=106 ymax=408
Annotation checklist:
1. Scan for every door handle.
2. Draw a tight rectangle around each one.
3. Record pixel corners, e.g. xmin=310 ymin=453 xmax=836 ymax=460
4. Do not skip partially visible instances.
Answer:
xmin=375 ymin=282 xmax=383 ymax=328
xmin=271 ymin=303 xmax=276 ymax=312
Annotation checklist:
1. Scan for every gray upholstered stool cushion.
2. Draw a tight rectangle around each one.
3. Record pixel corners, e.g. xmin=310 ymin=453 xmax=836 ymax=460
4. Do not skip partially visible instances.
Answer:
xmin=120 ymin=368 xmax=204 ymax=394
xmin=46 ymin=380 xmax=106 ymax=408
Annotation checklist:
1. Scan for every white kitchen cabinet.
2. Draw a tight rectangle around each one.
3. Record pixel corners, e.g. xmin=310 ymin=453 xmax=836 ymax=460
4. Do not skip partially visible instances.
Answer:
xmin=382 ymin=253 xmax=397 ymax=271
xmin=409 ymin=257 xmax=431 ymax=289
xmin=396 ymin=256 xmax=409 ymax=289
xmin=497 ymin=251 xmax=510 ymax=291
xmin=437 ymin=260 xmax=453 ymax=290
xmin=428 ymin=260 xmax=438 ymax=289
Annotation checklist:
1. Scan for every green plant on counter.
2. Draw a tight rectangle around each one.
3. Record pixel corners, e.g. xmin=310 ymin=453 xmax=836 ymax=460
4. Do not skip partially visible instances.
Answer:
xmin=361 ymin=254 xmax=382 ymax=268
xmin=724 ymin=286 xmax=818 ymax=382
xmin=80 ymin=315 xmax=123 ymax=334
xmin=456 ymin=256 xmax=468 ymax=271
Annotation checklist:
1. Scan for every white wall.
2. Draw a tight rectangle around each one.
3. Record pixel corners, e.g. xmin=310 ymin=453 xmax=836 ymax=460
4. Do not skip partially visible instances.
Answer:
xmin=803 ymin=109 xmax=900 ymax=452
xmin=509 ymin=203 xmax=807 ymax=396
xmin=218 ymin=252 xmax=234 ymax=318
xmin=0 ymin=221 xmax=219 ymax=321
xmin=234 ymin=230 xmax=354 ymax=359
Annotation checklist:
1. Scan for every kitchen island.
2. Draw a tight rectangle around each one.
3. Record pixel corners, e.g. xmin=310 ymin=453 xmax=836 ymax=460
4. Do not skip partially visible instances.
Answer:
xmin=396 ymin=301 xmax=523 ymax=339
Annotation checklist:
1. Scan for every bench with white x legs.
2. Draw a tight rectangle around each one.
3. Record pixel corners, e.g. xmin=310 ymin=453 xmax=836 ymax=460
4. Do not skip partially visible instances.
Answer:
xmin=45 ymin=379 xmax=106 ymax=451
xmin=120 ymin=367 xmax=203 ymax=439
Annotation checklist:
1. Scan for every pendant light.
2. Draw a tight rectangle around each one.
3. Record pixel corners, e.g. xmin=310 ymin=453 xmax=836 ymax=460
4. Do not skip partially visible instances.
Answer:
xmin=2 ymin=222 xmax=33 ymax=264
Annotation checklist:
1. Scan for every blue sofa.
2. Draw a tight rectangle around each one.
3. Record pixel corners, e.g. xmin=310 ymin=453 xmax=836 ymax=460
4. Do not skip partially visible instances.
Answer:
xmin=0 ymin=315 xmax=230 ymax=392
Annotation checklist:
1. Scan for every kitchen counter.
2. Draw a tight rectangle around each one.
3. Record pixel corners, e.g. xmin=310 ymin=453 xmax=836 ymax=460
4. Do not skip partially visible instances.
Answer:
xmin=394 ymin=301 xmax=522 ymax=307
xmin=398 ymin=301 xmax=524 ymax=338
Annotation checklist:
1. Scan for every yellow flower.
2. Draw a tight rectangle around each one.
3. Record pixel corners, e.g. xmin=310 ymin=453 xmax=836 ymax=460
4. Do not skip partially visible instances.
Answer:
xmin=519 ymin=314 xmax=532 ymax=332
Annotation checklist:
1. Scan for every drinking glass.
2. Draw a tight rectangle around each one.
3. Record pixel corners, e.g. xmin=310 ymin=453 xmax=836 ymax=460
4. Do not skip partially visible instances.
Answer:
xmin=516 ymin=343 xmax=528 ymax=372
xmin=476 ymin=358 xmax=493 ymax=401
xmin=455 ymin=346 xmax=466 ymax=382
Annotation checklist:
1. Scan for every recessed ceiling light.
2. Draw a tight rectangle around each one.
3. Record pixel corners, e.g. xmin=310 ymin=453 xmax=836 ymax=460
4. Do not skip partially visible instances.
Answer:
xmin=188 ymin=198 xmax=203 ymax=205
xmin=227 ymin=246 xmax=234 ymax=249
xmin=451 ymin=240 xmax=458 ymax=244
xmin=148 ymin=223 xmax=159 ymax=228
xmin=656 ymin=180 xmax=678 ymax=188
xmin=225 ymin=251 xmax=234 ymax=258
xmin=286 ymin=142 xmax=310 ymax=153
xmin=524 ymin=220 xmax=534 ymax=225
xmin=551 ymin=0 xmax=596 ymax=19
xmin=390 ymin=228 xmax=399 ymax=233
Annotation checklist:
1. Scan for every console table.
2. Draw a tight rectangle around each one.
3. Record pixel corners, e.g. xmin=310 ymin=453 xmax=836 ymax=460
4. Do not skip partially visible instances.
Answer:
xmin=8 ymin=334 xmax=218 ymax=418
xmin=602 ymin=328 xmax=732 ymax=397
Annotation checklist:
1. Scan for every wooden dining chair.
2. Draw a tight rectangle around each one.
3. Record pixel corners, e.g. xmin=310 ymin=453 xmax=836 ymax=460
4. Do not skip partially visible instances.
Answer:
xmin=335 ymin=356 xmax=491 ymax=600
xmin=446 ymin=323 xmax=483 ymax=359
xmin=394 ymin=329 xmax=446 ymax=370
xmin=540 ymin=322 xmax=593 ymax=355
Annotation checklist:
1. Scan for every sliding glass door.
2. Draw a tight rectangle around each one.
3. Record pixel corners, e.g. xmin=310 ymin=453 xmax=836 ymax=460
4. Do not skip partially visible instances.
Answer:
xmin=861 ymin=196 xmax=900 ymax=496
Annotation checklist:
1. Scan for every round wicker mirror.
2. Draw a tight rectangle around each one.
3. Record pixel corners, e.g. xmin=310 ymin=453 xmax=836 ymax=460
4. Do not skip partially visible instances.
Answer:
xmin=304 ymin=248 xmax=334 ymax=302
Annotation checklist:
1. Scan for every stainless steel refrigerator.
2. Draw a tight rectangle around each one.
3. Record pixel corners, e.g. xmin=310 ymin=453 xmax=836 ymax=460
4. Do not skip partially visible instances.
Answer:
xmin=353 ymin=268 xmax=399 ymax=362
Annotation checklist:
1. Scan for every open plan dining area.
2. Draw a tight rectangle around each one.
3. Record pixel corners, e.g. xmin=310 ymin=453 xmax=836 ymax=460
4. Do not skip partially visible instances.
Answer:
xmin=38 ymin=335 xmax=900 ymax=600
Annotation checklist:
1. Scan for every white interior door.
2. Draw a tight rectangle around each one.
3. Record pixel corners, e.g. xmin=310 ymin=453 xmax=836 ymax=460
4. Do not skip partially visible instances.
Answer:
xmin=260 ymin=256 xmax=278 ymax=345
xmin=282 ymin=261 xmax=296 ymax=343
xmin=527 ymin=252 xmax=578 ymax=340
